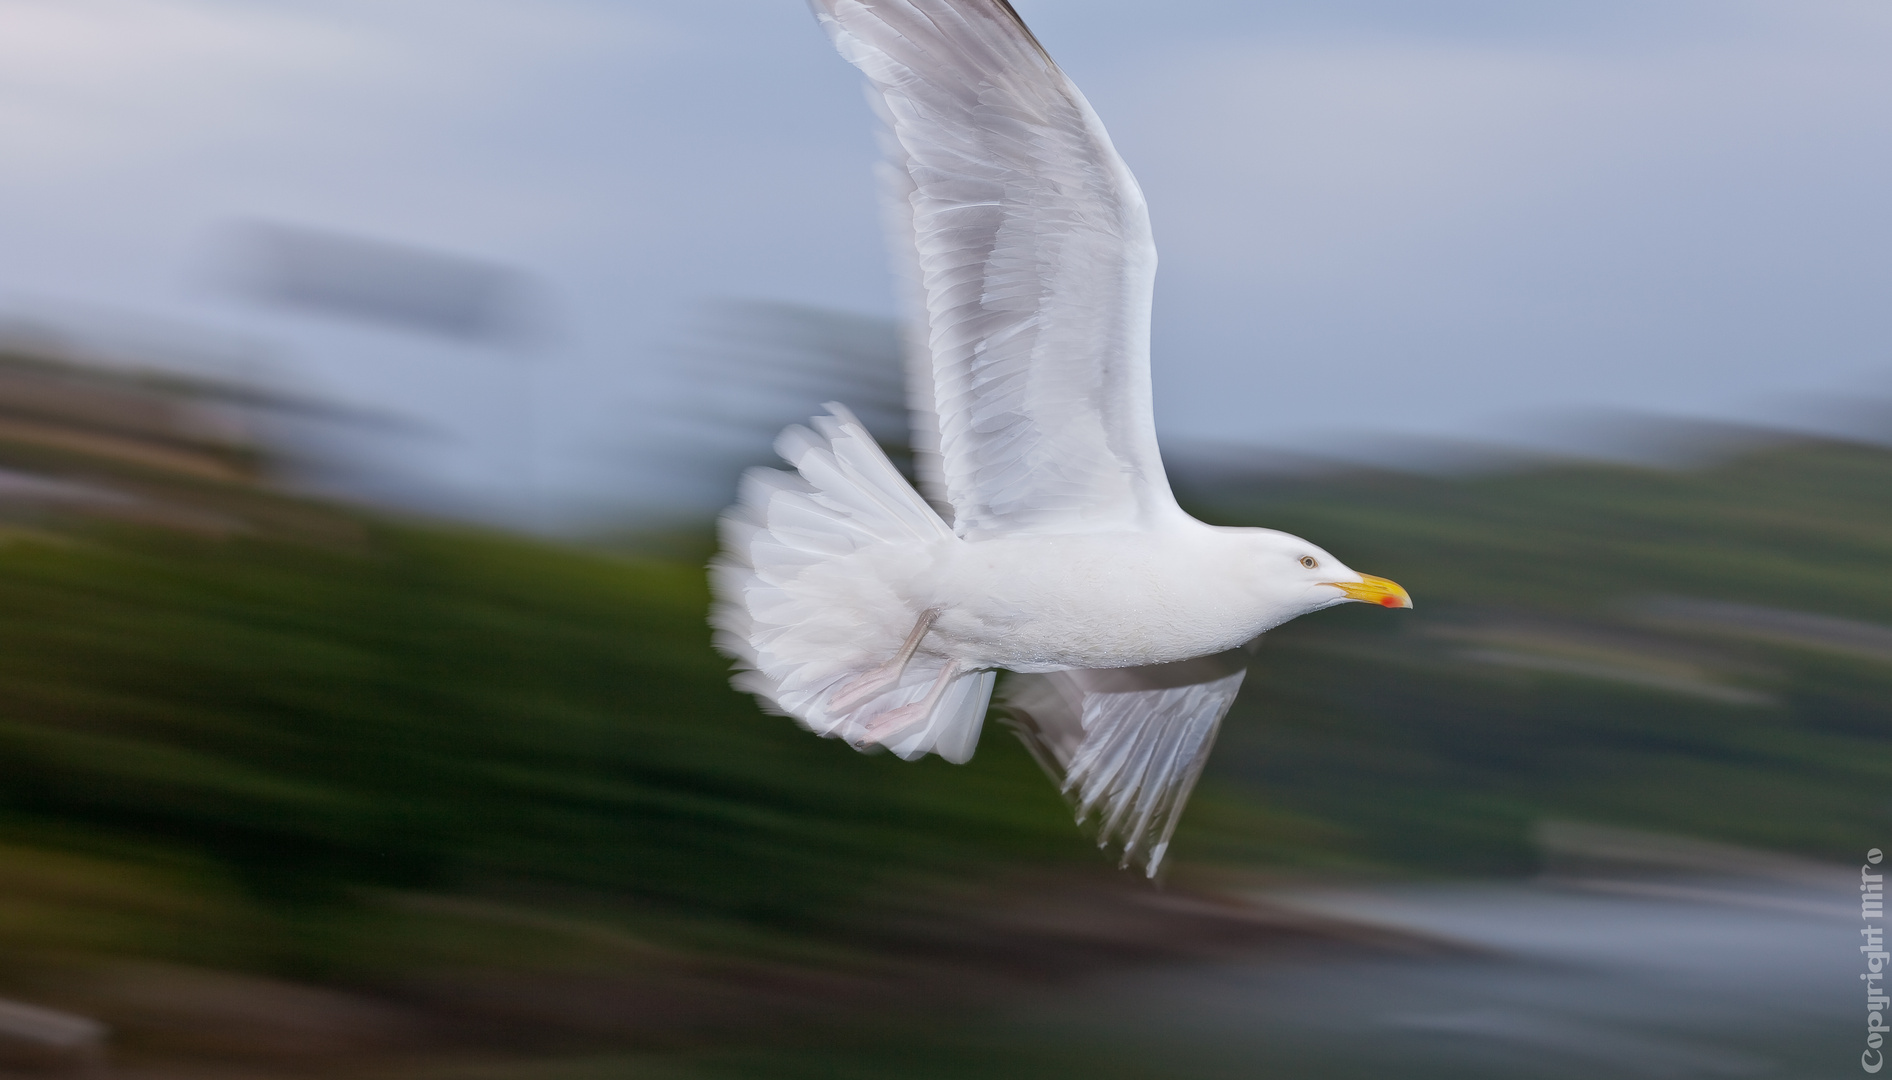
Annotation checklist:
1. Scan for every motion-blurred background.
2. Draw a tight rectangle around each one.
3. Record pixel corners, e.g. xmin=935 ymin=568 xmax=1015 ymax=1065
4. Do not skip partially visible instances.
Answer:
xmin=0 ymin=1 xmax=1885 ymax=1077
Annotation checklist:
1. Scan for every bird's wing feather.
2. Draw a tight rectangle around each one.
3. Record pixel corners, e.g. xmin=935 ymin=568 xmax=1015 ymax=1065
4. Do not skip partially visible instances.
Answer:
xmin=1000 ymin=647 xmax=1251 ymax=876
xmin=868 ymin=85 xmax=955 ymax=519
xmin=814 ymin=0 xmax=1179 ymax=538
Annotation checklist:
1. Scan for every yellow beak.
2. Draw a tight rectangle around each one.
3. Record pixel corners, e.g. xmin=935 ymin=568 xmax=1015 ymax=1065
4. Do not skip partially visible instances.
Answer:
xmin=1328 ymin=574 xmax=1413 ymax=609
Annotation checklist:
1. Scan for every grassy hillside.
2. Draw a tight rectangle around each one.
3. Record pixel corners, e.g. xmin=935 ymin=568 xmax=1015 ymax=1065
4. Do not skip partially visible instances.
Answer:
xmin=1184 ymin=438 xmax=1892 ymax=873
xmin=0 ymin=516 xmax=1096 ymax=992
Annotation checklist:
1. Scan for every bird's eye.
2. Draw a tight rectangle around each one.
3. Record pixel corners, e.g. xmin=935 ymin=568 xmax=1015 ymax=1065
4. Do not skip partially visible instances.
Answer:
xmin=1300 ymin=556 xmax=1318 ymax=569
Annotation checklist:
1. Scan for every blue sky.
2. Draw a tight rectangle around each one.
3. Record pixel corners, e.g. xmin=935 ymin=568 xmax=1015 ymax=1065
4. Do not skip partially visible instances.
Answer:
xmin=0 ymin=0 xmax=1886 ymax=521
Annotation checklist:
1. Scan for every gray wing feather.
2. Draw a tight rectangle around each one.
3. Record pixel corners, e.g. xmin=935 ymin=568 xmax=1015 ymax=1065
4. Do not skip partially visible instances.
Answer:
xmin=870 ymin=89 xmax=953 ymax=519
xmin=813 ymin=0 xmax=1180 ymax=538
xmin=1000 ymin=647 xmax=1252 ymax=876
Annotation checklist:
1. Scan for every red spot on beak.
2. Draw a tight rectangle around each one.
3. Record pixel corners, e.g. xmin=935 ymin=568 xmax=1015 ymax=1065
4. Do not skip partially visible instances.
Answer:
xmin=1379 ymin=595 xmax=1400 ymax=607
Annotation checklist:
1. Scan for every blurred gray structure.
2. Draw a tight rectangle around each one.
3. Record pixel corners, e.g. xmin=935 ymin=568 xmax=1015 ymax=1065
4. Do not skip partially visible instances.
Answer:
xmin=221 ymin=222 xmax=540 ymax=345
xmin=680 ymin=300 xmax=906 ymax=445
xmin=661 ymin=301 xmax=910 ymax=505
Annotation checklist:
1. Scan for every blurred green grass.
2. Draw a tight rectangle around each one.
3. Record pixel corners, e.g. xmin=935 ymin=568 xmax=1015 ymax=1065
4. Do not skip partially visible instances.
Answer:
xmin=0 ymin=519 xmax=1103 ymax=1021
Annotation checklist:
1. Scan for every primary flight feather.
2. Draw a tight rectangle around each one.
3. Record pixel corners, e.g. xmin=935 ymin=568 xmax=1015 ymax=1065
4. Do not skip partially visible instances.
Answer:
xmin=711 ymin=0 xmax=1411 ymax=875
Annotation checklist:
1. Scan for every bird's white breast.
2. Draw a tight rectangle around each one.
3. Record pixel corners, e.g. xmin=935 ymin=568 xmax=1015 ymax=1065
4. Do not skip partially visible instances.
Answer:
xmin=911 ymin=525 xmax=1281 ymax=673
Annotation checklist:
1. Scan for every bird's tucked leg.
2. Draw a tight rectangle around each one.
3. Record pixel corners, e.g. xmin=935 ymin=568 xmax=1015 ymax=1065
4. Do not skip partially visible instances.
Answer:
xmin=861 ymin=660 xmax=962 ymax=745
xmin=830 ymin=609 xmax=939 ymax=710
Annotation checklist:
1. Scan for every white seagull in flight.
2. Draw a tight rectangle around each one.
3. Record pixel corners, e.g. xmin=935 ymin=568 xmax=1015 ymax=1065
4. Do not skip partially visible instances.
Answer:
xmin=713 ymin=0 xmax=1412 ymax=875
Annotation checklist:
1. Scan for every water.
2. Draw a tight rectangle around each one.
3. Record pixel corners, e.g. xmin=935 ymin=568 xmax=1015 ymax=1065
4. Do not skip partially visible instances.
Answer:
xmin=1006 ymin=878 xmax=1857 ymax=1079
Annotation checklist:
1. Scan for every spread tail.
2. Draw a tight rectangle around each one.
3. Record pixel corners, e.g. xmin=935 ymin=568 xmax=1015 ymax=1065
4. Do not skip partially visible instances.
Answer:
xmin=710 ymin=404 xmax=993 ymax=763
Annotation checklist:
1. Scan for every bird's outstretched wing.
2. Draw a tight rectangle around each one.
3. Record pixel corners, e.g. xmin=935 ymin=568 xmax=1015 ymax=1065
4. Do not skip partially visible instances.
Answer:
xmin=814 ymin=0 xmax=1180 ymax=539
xmin=999 ymin=647 xmax=1253 ymax=876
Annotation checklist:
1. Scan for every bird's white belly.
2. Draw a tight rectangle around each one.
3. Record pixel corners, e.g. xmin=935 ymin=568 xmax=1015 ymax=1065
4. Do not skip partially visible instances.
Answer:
xmin=914 ymin=531 xmax=1262 ymax=673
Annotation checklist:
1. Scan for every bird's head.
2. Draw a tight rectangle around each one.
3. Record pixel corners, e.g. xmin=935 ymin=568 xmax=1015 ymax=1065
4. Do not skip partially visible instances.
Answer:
xmin=1228 ymin=527 xmax=1413 ymax=623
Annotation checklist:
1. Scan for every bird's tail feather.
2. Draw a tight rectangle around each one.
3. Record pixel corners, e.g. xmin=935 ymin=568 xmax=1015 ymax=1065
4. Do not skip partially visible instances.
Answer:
xmin=711 ymin=404 xmax=992 ymax=763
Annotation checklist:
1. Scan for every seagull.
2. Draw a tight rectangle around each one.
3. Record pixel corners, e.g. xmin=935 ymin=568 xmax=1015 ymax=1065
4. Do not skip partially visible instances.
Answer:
xmin=712 ymin=0 xmax=1411 ymax=876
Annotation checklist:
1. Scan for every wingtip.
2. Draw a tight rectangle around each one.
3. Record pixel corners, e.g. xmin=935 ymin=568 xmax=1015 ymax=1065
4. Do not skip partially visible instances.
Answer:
xmin=814 ymin=0 xmax=1058 ymax=71
xmin=991 ymin=0 xmax=1067 ymax=69
xmin=989 ymin=0 xmax=1057 ymax=66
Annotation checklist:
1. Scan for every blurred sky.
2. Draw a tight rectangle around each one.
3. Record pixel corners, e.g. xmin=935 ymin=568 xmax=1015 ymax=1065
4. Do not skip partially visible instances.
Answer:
xmin=0 ymin=0 xmax=1888 ymax=521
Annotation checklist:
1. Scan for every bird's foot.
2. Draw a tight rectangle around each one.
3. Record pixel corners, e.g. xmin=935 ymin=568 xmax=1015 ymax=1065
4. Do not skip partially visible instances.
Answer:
xmin=857 ymin=660 xmax=961 ymax=747
xmin=828 ymin=609 xmax=940 ymax=711
xmin=830 ymin=664 xmax=904 ymax=711
xmin=861 ymin=702 xmax=929 ymax=742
